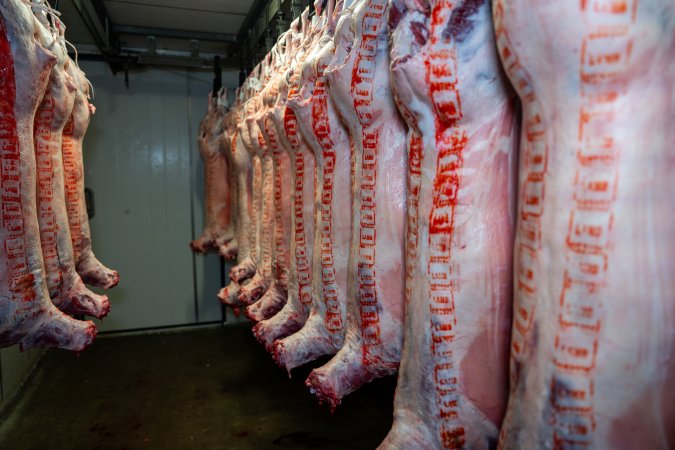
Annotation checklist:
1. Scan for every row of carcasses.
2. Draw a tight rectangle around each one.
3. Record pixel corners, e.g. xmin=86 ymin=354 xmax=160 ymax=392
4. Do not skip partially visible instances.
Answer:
xmin=0 ymin=0 xmax=118 ymax=351
xmin=192 ymin=0 xmax=675 ymax=449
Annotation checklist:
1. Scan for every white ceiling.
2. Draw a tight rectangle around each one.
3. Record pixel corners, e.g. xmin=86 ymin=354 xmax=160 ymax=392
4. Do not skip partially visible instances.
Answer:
xmin=57 ymin=0 xmax=257 ymax=57
xmin=103 ymin=0 xmax=251 ymax=34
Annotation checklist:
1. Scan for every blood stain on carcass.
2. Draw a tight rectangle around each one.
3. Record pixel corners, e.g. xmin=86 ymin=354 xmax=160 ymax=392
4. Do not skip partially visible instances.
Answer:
xmin=389 ymin=0 xmax=406 ymax=29
xmin=446 ymin=0 xmax=485 ymax=42
xmin=411 ymin=21 xmax=430 ymax=46
xmin=0 ymin=14 xmax=34 ymax=304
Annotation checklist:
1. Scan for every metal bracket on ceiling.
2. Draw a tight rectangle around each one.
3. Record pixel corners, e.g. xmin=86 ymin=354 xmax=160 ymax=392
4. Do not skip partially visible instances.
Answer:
xmin=265 ymin=29 xmax=274 ymax=53
xmin=213 ymin=55 xmax=222 ymax=94
xmin=69 ymin=0 xmax=115 ymax=70
xmin=291 ymin=0 xmax=303 ymax=19
xmin=65 ymin=0 xmax=237 ymax=73
xmin=147 ymin=35 xmax=157 ymax=55
xmin=276 ymin=11 xmax=287 ymax=37
xmin=236 ymin=0 xmax=317 ymax=76
xmin=123 ymin=59 xmax=129 ymax=88
xmin=112 ymin=25 xmax=236 ymax=44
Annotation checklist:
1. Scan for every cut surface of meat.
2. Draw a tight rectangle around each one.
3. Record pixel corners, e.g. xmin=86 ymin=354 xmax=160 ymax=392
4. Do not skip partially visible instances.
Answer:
xmin=0 ymin=0 xmax=96 ymax=351
xmin=495 ymin=0 xmax=675 ymax=448
xmin=379 ymin=0 xmax=519 ymax=448
xmin=303 ymin=0 xmax=407 ymax=410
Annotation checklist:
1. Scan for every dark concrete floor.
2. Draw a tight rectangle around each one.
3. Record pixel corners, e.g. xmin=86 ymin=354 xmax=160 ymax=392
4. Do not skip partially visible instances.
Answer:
xmin=0 ymin=324 xmax=396 ymax=450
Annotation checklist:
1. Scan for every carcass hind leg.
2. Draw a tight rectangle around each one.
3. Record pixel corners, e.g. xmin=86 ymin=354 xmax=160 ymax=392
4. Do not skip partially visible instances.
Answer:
xmin=218 ymin=239 xmax=238 ymax=260
xmin=272 ymin=311 xmax=344 ymax=374
xmin=189 ymin=236 xmax=212 ymax=253
xmin=59 ymin=277 xmax=111 ymax=319
xmin=21 ymin=313 xmax=97 ymax=352
xmin=305 ymin=333 xmax=398 ymax=411
xmin=217 ymin=281 xmax=243 ymax=316
xmin=229 ymin=257 xmax=256 ymax=283
xmin=237 ymin=272 xmax=268 ymax=305
xmin=245 ymin=280 xmax=287 ymax=322
xmin=252 ymin=301 xmax=307 ymax=351
xmin=77 ymin=253 xmax=119 ymax=290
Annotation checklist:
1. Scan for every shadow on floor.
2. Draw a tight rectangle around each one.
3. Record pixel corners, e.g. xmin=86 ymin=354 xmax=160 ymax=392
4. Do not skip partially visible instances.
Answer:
xmin=0 ymin=324 xmax=396 ymax=450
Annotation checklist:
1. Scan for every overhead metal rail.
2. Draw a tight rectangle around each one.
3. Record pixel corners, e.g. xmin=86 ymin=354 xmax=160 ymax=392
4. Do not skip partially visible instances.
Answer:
xmin=63 ymin=0 xmax=240 ymax=77
xmin=112 ymin=24 xmax=238 ymax=44
xmin=237 ymin=0 xmax=313 ymax=73
xmin=60 ymin=0 xmax=316 ymax=80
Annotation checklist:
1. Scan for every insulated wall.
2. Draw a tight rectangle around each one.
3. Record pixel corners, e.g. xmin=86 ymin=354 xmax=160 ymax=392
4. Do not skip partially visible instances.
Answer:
xmin=79 ymin=60 xmax=239 ymax=332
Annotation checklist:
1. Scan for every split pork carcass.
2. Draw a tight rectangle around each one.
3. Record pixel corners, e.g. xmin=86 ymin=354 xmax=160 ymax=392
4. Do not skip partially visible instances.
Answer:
xmin=379 ymin=0 xmax=519 ymax=448
xmin=302 ymin=0 xmax=408 ymax=409
xmin=32 ymin=5 xmax=109 ymax=318
xmin=495 ymin=0 xmax=675 ymax=448
xmin=236 ymin=64 xmax=277 ymax=306
xmin=218 ymin=93 xmax=239 ymax=260
xmin=253 ymin=15 xmax=320 ymax=350
xmin=218 ymin=91 xmax=262 ymax=311
xmin=217 ymin=102 xmax=255 ymax=309
xmin=0 ymin=0 xmax=96 ymax=350
xmin=190 ymin=88 xmax=236 ymax=257
xmin=63 ymin=61 xmax=119 ymax=289
xmin=219 ymin=70 xmax=265 ymax=310
xmin=246 ymin=40 xmax=297 ymax=322
xmin=271 ymin=3 xmax=329 ymax=365
xmin=274 ymin=1 xmax=355 ymax=371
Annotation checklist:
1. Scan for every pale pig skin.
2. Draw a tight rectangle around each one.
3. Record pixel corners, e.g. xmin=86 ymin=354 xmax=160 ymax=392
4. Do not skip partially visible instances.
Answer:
xmin=274 ymin=4 xmax=346 ymax=371
xmin=217 ymin=105 xmax=250 ymax=268
xmin=247 ymin=39 xmax=295 ymax=322
xmin=219 ymin=94 xmax=240 ymax=260
xmin=232 ymin=61 xmax=275 ymax=306
xmin=379 ymin=0 xmax=518 ymax=448
xmin=63 ymin=62 xmax=119 ymax=290
xmin=236 ymin=85 xmax=276 ymax=306
xmin=0 ymin=0 xmax=96 ymax=350
xmin=32 ymin=11 xmax=109 ymax=319
xmin=218 ymin=98 xmax=261 ymax=310
xmin=303 ymin=0 xmax=407 ymax=410
xmin=253 ymin=19 xmax=319 ymax=348
xmin=496 ymin=0 xmax=675 ymax=449
xmin=190 ymin=89 xmax=235 ymax=256
xmin=273 ymin=1 xmax=355 ymax=374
